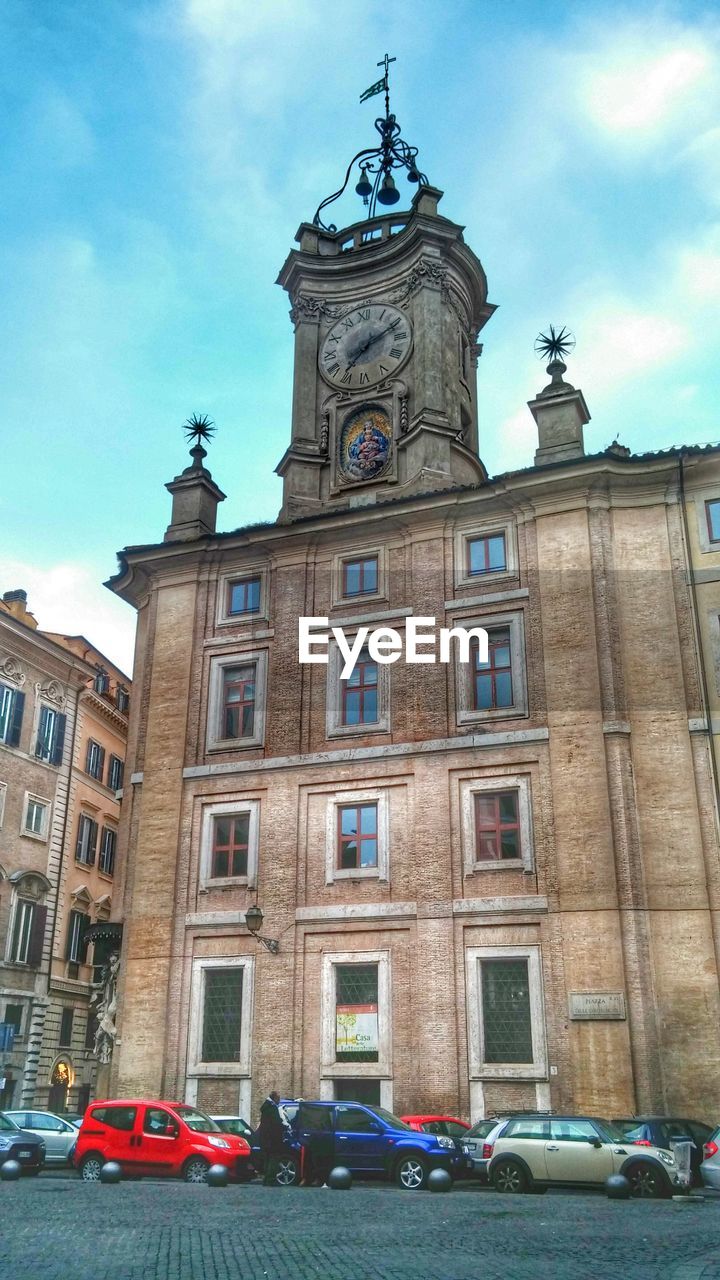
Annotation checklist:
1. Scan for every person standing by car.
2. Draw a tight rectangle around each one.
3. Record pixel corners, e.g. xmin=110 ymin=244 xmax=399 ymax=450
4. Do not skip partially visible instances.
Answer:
xmin=258 ymin=1091 xmax=286 ymax=1186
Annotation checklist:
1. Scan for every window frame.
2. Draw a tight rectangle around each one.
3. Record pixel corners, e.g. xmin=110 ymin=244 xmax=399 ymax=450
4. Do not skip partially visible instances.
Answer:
xmin=216 ymin=566 xmax=268 ymax=626
xmin=460 ymin=774 xmax=535 ymax=875
xmin=465 ymin=945 xmax=547 ymax=1081
xmin=187 ymin=955 xmax=255 ymax=1079
xmin=320 ymin=950 xmax=391 ymax=1080
xmin=34 ymin=703 xmax=66 ymax=765
xmin=21 ymin=792 xmax=51 ymax=842
xmin=0 ymin=682 xmax=24 ymax=747
xmin=455 ymin=610 xmax=527 ymax=726
xmin=341 ymin=555 xmax=380 ymax=600
xmin=454 ymin=521 xmax=517 ymax=591
xmin=75 ymin=813 xmax=98 ymax=867
xmin=66 ymin=909 xmax=89 ymax=966
xmin=8 ymin=899 xmax=36 ymax=965
xmin=85 ymin=739 xmax=105 ymax=783
xmin=325 ymin=789 xmax=389 ymax=884
xmin=326 ymin=639 xmax=390 ymax=738
xmin=98 ymin=826 xmax=117 ymax=877
xmin=108 ymin=755 xmax=124 ymax=792
xmin=199 ymin=799 xmax=260 ymax=888
xmin=336 ymin=801 xmax=379 ymax=873
xmin=466 ymin=531 xmax=508 ymax=578
xmin=206 ymin=651 xmax=267 ymax=751
xmin=331 ymin=546 xmax=386 ymax=607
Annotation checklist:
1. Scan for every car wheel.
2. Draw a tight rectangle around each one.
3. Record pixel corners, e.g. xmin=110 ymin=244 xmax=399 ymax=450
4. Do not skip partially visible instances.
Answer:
xmin=396 ymin=1155 xmax=428 ymax=1190
xmin=492 ymin=1159 xmax=528 ymax=1194
xmin=625 ymin=1162 xmax=669 ymax=1199
xmin=184 ymin=1157 xmax=210 ymax=1184
xmin=276 ymin=1157 xmax=298 ymax=1186
xmin=79 ymin=1154 xmax=104 ymax=1182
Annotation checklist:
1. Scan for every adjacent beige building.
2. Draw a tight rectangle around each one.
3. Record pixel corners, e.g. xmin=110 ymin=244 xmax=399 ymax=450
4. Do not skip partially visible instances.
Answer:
xmin=106 ymin=183 xmax=720 ymax=1124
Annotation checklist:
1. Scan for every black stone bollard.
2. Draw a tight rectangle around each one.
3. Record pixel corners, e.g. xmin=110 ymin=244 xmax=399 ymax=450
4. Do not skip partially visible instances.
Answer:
xmin=207 ymin=1164 xmax=229 ymax=1187
xmin=327 ymin=1166 xmax=352 ymax=1190
xmin=99 ymin=1161 xmax=122 ymax=1184
xmin=605 ymin=1174 xmax=631 ymax=1200
xmin=0 ymin=1160 xmax=21 ymax=1182
xmin=428 ymin=1168 xmax=453 ymax=1193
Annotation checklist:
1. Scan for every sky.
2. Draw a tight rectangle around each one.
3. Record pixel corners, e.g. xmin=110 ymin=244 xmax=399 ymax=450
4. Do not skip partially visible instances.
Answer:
xmin=1 ymin=0 xmax=719 ymax=675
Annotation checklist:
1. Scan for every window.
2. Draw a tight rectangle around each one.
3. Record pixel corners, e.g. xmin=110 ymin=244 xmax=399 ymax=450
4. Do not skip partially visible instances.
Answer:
xmin=706 ymin=500 xmax=720 ymax=543
xmin=75 ymin=815 xmax=98 ymax=866
xmin=466 ymin=946 xmax=546 ymax=1080
xmin=456 ymin=611 xmax=527 ymax=726
xmin=9 ymin=900 xmax=45 ymax=967
xmin=506 ymin=1118 xmax=550 ymax=1140
xmin=201 ymin=968 xmax=244 ymax=1063
xmin=337 ymin=804 xmax=378 ymax=870
xmin=460 ymin=774 xmax=534 ymax=874
xmin=227 ymin=576 xmax=261 ymax=616
xmin=115 ymin=687 xmax=130 ymax=714
xmin=144 ymin=1107 xmax=176 ymax=1137
xmin=85 ymin=1010 xmax=98 ymax=1050
xmin=335 ymin=964 xmax=379 ymax=1063
xmin=481 ymin=959 xmax=532 ymax=1063
xmin=23 ymin=795 xmax=49 ymax=839
xmin=473 ymin=628 xmax=513 ymax=710
xmin=200 ymin=800 xmax=259 ymax=887
xmin=341 ymin=650 xmax=378 ymax=725
xmin=94 ymin=671 xmax=110 ymax=695
xmin=207 ymin=652 xmax=267 ymax=750
xmin=59 ymin=1008 xmax=74 ymax=1048
xmin=85 ymin=740 xmax=105 ymax=782
xmin=108 ymin=755 xmax=124 ymax=791
xmin=342 ymin=556 xmax=378 ymax=598
xmin=211 ymin=814 xmax=249 ymax=879
xmin=467 ymin=533 xmax=507 ymax=576
xmin=66 ymin=910 xmax=88 ymax=965
xmin=99 ymin=827 xmax=116 ymax=876
xmin=551 ymin=1119 xmax=601 ymax=1143
xmin=4 ymin=1004 xmax=23 ymax=1037
xmin=35 ymin=705 xmax=66 ymax=764
xmin=475 ymin=791 xmax=521 ymax=861
xmin=0 ymin=683 xmax=24 ymax=746
xmin=90 ymin=1105 xmax=136 ymax=1131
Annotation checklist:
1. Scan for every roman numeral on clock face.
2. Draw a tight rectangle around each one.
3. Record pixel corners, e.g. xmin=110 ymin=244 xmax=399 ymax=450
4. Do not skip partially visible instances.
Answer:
xmin=356 ymin=308 xmax=370 ymax=321
xmin=390 ymin=347 xmax=402 ymax=359
xmin=359 ymin=372 xmax=369 ymax=384
xmin=341 ymin=317 xmax=354 ymax=330
xmin=341 ymin=369 xmax=352 ymax=384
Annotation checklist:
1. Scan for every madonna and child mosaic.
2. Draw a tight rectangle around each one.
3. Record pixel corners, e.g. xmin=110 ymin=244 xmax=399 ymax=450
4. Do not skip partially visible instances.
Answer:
xmin=339 ymin=406 xmax=392 ymax=483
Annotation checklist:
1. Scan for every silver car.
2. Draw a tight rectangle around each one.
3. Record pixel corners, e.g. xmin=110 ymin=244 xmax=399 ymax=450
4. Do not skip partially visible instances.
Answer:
xmin=463 ymin=1117 xmax=509 ymax=1181
xmin=700 ymin=1127 xmax=720 ymax=1190
xmin=6 ymin=1111 xmax=78 ymax=1164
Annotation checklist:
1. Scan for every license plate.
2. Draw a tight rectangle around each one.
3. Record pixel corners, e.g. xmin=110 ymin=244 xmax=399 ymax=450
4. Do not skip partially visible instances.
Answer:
xmin=18 ymin=1150 xmax=32 ymax=1158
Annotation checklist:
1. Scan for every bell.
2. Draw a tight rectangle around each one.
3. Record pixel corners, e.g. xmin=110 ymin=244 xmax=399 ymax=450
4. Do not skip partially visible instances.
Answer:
xmin=355 ymin=166 xmax=372 ymax=199
xmin=407 ymin=167 xmax=420 ymax=184
xmin=377 ymin=172 xmax=400 ymax=206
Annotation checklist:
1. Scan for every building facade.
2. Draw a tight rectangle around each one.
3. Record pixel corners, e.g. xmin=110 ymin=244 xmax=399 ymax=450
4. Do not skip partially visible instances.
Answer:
xmin=0 ymin=592 xmax=93 ymax=1109
xmin=107 ymin=181 xmax=720 ymax=1124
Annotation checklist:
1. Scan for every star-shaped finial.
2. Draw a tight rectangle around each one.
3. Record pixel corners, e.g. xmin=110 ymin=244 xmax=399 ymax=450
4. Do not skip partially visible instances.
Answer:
xmin=535 ymin=325 xmax=576 ymax=363
xmin=183 ymin=413 xmax=216 ymax=447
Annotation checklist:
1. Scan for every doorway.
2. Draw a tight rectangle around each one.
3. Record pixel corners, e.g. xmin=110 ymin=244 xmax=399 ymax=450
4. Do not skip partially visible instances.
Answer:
xmin=333 ymin=1079 xmax=382 ymax=1106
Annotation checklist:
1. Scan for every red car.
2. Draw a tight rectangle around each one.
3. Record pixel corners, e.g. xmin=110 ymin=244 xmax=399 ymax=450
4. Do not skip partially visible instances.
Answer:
xmin=401 ymin=1114 xmax=470 ymax=1139
xmin=74 ymin=1099 xmax=252 ymax=1183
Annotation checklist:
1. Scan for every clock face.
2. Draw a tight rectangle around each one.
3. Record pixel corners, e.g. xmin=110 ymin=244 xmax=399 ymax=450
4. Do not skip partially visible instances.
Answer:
xmin=319 ymin=302 xmax=412 ymax=390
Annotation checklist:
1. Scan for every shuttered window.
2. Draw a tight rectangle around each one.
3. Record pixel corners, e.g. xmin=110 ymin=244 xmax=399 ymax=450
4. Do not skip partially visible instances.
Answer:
xmin=66 ymin=911 xmax=88 ymax=965
xmin=99 ymin=827 xmax=116 ymax=876
xmin=10 ymin=901 xmax=46 ymax=967
xmin=35 ymin=706 xmax=66 ymax=764
xmin=0 ymin=684 xmax=25 ymax=747
xmin=85 ymin=740 xmax=105 ymax=782
xmin=75 ymin=815 xmax=98 ymax=866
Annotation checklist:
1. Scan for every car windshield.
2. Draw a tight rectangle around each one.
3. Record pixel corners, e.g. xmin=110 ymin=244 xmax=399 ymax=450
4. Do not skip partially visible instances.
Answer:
xmin=172 ymin=1105 xmax=221 ymax=1134
xmin=0 ymin=1114 xmax=20 ymax=1132
xmin=368 ymin=1107 xmax=411 ymax=1131
xmin=466 ymin=1118 xmax=498 ymax=1139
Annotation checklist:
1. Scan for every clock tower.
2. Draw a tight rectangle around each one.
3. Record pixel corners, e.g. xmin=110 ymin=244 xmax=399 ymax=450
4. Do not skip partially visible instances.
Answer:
xmin=275 ymin=95 xmax=495 ymax=520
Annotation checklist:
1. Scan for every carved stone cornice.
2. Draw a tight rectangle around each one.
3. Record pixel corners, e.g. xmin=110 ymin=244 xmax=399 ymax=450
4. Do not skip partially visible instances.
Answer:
xmin=390 ymin=257 xmax=447 ymax=308
xmin=0 ymin=655 xmax=26 ymax=686
xmin=289 ymin=294 xmax=343 ymax=326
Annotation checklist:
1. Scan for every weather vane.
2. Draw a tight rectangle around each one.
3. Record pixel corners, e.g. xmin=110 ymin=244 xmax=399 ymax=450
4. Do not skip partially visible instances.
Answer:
xmin=312 ymin=54 xmax=429 ymax=231
xmin=534 ymin=325 xmax=576 ymax=366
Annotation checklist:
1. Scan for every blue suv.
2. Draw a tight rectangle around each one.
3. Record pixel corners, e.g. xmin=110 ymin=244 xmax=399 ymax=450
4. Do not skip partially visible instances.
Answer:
xmin=288 ymin=1100 xmax=462 ymax=1189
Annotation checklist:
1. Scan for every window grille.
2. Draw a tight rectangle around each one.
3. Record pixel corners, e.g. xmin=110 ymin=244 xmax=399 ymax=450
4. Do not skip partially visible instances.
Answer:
xmin=201 ymin=968 xmax=243 ymax=1062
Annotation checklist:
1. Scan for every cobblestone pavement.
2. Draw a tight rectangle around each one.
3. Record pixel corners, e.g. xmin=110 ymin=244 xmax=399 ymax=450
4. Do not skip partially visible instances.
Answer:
xmin=1 ymin=1176 xmax=719 ymax=1280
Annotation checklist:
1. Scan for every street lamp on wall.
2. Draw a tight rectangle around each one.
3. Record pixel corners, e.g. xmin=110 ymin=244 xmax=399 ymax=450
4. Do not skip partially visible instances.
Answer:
xmin=244 ymin=905 xmax=280 ymax=955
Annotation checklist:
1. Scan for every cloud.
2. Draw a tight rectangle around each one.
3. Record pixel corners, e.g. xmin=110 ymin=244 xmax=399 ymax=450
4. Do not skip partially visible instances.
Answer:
xmin=1 ymin=559 xmax=136 ymax=676
xmin=581 ymin=43 xmax=712 ymax=136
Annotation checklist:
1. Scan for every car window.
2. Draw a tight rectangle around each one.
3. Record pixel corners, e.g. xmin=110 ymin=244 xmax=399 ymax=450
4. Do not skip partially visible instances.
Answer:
xmin=614 ymin=1120 xmax=651 ymax=1143
xmin=91 ymin=1106 xmax=137 ymax=1131
xmin=367 ymin=1107 xmax=411 ymax=1131
xmin=551 ymin=1119 xmax=601 ymax=1143
xmin=505 ymin=1119 xmax=550 ymax=1140
xmin=172 ymin=1105 xmax=221 ymax=1133
xmin=280 ymin=1103 xmax=298 ymax=1126
xmin=421 ymin=1121 xmax=446 ymax=1135
xmin=688 ymin=1122 xmax=712 ymax=1147
xmin=466 ymin=1118 xmax=498 ymax=1140
xmin=335 ymin=1106 xmax=377 ymax=1133
xmin=29 ymin=1112 xmax=65 ymax=1132
xmin=444 ymin=1121 xmax=469 ymax=1138
xmin=7 ymin=1112 xmax=30 ymax=1128
xmin=143 ymin=1107 xmax=176 ymax=1136
xmin=298 ymin=1106 xmax=334 ymax=1132
xmin=0 ymin=1114 xmax=20 ymax=1132
xmin=214 ymin=1118 xmax=251 ymax=1137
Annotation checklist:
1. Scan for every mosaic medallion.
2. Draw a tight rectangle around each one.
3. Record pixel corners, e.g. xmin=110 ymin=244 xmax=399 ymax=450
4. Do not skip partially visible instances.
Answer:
xmin=339 ymin=406 xmax=392 ymax=483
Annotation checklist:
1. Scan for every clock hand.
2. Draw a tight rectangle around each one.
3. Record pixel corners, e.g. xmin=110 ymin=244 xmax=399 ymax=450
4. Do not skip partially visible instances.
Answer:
xmin=346 ymin=322 xmax=399 ymax=369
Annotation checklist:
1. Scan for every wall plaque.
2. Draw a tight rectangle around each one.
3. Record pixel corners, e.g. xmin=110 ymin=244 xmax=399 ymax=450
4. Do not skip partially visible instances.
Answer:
xmin=569 ymin=992 xmax=626 ymax=1021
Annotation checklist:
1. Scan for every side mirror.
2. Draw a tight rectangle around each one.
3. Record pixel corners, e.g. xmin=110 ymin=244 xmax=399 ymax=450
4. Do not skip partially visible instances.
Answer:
xmin=588 ymin=1137 xmax=603 ymax=1148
